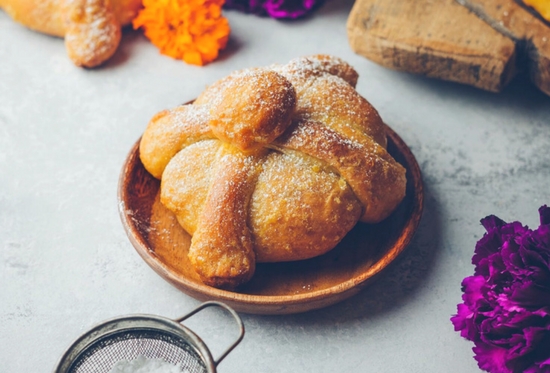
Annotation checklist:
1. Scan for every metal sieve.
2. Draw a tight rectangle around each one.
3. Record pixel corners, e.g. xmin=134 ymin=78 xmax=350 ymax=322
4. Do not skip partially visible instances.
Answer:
xmin=53 ymin=301 xmax=244 ymax=373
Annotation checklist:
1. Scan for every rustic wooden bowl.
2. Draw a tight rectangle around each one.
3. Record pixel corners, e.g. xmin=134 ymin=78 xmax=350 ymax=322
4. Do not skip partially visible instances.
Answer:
xmin=118 ymin=125 xmax=423 ymax=315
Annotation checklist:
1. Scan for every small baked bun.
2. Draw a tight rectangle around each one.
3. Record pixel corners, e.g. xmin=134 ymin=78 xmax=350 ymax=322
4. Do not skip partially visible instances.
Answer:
xmin=208 ymin=70 xmax=297 ymax=152
xmin=0 ymin=0 xmax=142 ymax=67
xmin=139 ymin=55 xmax=407 ymax=289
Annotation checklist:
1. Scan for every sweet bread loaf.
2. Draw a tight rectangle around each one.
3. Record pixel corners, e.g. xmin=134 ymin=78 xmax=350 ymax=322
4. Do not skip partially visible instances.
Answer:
xmin=139 ymin=55 xmax=407 ymax=289
xmin=0 ymin=0 xmax=141 ymax=67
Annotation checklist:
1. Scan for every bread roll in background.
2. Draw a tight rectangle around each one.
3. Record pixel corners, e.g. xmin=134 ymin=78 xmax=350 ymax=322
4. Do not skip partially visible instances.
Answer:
xmin=0 ymin=0 xmax=142 ymax=67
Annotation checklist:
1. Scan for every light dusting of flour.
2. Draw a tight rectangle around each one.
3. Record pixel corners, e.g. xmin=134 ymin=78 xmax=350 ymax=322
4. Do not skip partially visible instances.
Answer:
xmin=108 ymin=355 xmax=189 ymax=373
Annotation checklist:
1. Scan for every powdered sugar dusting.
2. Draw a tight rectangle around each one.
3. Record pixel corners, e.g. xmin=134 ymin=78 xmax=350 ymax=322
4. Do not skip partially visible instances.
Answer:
xmin=64 ymin=0 xmax=121 ymax=67
xmin=270 ymin=54 xmax=358 ymax=87
xmin=143 ymin=54 xmax=406 ymax=271
xmin=160 ymin=140 xmax=220 ymax=234
xmin=207 ymin=69 xmax=296 ymax=150
xmin=171 ymin=104 xmax=209 ymax=128
xmin=108 ymin=355 xmax=187 ymax=373
xmin=253 ymin=148 xmax=343 ymax=208
xmin=249 ymin=147 xmax=362 ymax=261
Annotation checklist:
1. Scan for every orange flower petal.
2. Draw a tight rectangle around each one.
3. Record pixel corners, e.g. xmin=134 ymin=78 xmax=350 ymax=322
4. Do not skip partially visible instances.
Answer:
xmin=133 ymin=0 xmax=230 ymax=65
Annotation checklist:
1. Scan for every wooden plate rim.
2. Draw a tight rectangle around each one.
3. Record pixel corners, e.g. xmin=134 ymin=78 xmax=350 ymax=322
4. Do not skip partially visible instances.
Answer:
xmin=117 ymin=124 xmax=424 ymax=311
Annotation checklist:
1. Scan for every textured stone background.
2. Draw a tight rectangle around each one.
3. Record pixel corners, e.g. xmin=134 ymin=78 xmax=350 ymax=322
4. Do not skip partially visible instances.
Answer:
xmin=1 ymin=1 xmax=549 ymax=372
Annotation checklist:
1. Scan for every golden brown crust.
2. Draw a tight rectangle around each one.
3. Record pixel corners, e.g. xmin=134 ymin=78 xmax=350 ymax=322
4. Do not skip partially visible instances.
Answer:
xmin=160 ymin=140 xmax=220 ymax=235
xmin=0 ymin=0 xmax=142 ymax=67
xmin=271 ymin=55 xmax=359 ymax=88
xmin=140 ymin=105 xmax=213 ymax=179
xmin=0 ymin=0 xmax=67 ymax=36
xmin=139 ymin=55 xmax=407 ymax=288
xmin=273 ymin=120 xmax=406 ymax=223
xmin=272 ymin=55 xmax=386 ymax=148
xmin=110 ymin=0 xmax=141 ymax=25
xmin=293 ymin=74 xmax=387 ymax=149
xmin=188 ymin=145 xmax=262 ymax=289
xmin=208 ymin=70 xmax=296 ymax=152
xmin=65 ymin=0 xmax=121 ymax=68
xmin=250 ymin=149 xmax=362 ymax=262
xmin=194 ymin=68 xmax=254 ymax=107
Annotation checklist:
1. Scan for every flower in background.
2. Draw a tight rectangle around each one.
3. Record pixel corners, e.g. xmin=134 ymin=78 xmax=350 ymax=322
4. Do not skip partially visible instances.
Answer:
xmin=133 ymin=0 xmax=231 ymax=66
xmin=451 ymin=205 xmax=550 ymax=373
xmin=521 ymin=0 xmax=550 ymax=22
xmin=224 ymin=0 xmax=324 ymax=19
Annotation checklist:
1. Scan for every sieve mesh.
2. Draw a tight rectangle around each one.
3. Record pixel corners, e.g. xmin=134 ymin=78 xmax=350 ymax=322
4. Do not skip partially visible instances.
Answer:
xmin=68 ymin=329 xmax=207 ymax=373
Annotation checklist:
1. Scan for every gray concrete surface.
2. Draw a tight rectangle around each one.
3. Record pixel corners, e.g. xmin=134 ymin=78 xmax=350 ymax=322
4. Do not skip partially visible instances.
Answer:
xmin=1 ymin=1 xmax=549 ymax=372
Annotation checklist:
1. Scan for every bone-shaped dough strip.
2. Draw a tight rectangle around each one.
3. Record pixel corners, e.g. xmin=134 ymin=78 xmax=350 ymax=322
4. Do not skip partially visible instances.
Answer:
xmin=271 ymin=57 xmax=387 ymax=149
xmin=0 ymin=0 xmax=141 ymax=67
xmin=140 ymin=105 xmax=214 ymax=179
xmin=188 ymin=146 xmax=262 ymax=289
xmin=273 ymin=120 xmax=406 ymax=223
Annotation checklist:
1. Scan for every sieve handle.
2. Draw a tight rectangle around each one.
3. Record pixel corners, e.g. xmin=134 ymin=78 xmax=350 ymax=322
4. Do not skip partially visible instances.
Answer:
xmin=176 ymin=301 xmax=245 ymax=366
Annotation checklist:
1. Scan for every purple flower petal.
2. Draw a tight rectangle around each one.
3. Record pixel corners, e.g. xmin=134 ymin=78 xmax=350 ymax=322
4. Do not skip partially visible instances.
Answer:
xmin=452 ymin=206 xmax=550 ymax=373
xmin=473 ymin=343 xmax=513 ymax=373
xmin=462 ymin=275 xmax=486 ymax=305
xmin=474 ymin=218 xmax=504 ymax=268
xmin=510 ymin=282 xmax=550 ymax=311
xmin=263 ymin=0 xmax=320 ymax=18
xmin=224 ymin=0 xmax=324 ymax=18
xmin=451 ymin=303 xmax=479 ymax=340
xmin=481 ymin=215 xmax=507 ymax=232
xmin=539 ymin=206 xmax=550 ymax=226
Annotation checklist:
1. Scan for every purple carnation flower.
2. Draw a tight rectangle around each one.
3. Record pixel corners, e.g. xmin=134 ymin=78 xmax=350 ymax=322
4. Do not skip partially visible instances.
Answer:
xmin=224 ymin=0 xmax=324 ymax=19
xmin=451 ymin=205 xmax=550 ymax=373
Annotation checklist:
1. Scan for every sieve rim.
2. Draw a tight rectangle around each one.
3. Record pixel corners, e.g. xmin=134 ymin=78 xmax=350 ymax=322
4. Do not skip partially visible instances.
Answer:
xmin=52 ymin=313 xmax=215 ymax=373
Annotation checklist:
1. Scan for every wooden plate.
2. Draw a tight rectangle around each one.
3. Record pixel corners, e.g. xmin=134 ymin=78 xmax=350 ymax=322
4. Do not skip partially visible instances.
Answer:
xmin=118 ymin=125 xmax=423 ymax=315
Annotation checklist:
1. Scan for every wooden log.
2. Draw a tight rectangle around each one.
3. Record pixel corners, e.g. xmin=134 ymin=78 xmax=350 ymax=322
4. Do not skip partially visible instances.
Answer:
xmin=347 ymin=0 xmax=517 ymax=92
xmin=456 ymin=0 xmax=550 ymax=95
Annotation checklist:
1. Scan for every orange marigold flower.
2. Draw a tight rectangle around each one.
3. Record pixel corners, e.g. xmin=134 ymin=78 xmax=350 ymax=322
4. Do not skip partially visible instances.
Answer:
xmin=133 ymin=0 xmax=231 ymax=66
xmin=522 ymin=0 xmax=550 ymax=21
